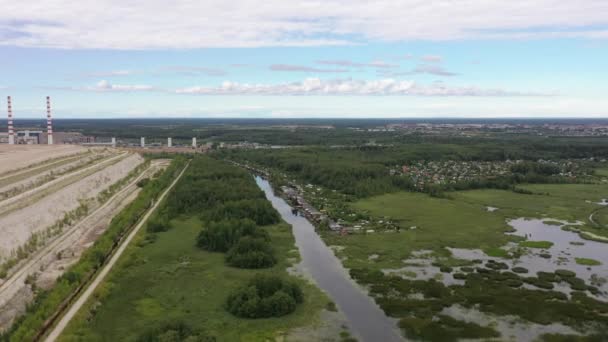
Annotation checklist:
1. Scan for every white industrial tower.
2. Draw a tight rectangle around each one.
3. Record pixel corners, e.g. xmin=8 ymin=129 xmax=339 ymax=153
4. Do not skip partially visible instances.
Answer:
xmin=46 ymin=96 xmax=53 ymax=145
xmin=7 ymin=96 xmax=14 ymax=145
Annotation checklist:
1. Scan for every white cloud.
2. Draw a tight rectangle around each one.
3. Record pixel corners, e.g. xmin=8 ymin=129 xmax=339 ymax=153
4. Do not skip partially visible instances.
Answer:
xmin=2 ymin=1 xmax=607 ymax=49
xmin=85 ymin=80 xmax=156 ymax=92
xmin=174 ymin=78 xmax=550 ymax=96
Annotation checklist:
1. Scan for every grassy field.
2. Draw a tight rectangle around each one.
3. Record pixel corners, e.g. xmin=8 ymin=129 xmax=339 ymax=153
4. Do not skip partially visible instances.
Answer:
xmin=452 ymin=184 xmax=607 ymax=222
xmin=594 ymin=168 xmax=608 ymax=178
xmin=322 ymin=191 xmax=513 ymax=270
xmin=321 ymin=183 xmax=608 ymax=271
xmin=59 ymin=217 xmax=331 ymax=341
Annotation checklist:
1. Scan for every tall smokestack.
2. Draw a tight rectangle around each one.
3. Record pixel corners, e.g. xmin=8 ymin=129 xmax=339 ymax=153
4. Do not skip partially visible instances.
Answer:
xmin=46 ymin=96 xmax=53 ymax=145
xmin=7 ymin=96 xmax=14 ymax=145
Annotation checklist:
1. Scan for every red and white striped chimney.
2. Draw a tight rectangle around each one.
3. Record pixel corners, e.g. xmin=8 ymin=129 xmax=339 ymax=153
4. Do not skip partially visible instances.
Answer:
xmin=46 ymin=96 xmax=53 ymax=145
xmin=7 ymin=96 xmax=14 ymax=145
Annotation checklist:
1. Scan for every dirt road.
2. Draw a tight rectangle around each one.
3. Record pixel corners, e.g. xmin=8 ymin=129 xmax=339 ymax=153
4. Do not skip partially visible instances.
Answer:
xmin=43 ymin=162 xmax=189 ymax=342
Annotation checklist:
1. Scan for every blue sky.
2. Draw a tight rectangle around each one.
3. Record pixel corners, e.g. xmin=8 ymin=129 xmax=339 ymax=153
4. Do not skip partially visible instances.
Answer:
xmin=1 ymin=1 xmax=607 ymax=118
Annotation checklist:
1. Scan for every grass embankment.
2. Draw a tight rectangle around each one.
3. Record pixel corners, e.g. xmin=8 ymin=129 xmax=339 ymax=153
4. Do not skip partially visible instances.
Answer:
xmin=1 ymin=157 xmax=187 ymax=342
xmin=59 ymin=156 xmax=330 ymax=341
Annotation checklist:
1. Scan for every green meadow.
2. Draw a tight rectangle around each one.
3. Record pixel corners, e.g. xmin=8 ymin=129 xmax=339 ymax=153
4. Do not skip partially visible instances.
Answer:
xmin=60 ymin=218 xmax=330 ymax=342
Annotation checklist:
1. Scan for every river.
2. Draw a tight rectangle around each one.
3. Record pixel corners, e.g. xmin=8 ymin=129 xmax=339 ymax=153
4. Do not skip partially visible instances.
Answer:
xmin=255 ymin=176 xmax=404 ymax=342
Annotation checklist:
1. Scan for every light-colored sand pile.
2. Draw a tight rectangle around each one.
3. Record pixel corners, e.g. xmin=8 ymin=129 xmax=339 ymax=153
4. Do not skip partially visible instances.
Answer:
xmin=0 ymin=153 xmax=143 ymax=261
xmin=0 ymin=145 xmax=85 ymax=176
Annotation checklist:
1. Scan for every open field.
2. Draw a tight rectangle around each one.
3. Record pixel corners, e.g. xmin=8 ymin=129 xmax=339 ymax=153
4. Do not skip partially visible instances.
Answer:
xmin=59 ymin=218 xmax=331 ymax=342
xmin=324 ymin=192 xmax=513 ymax=269
xmin=452 ymin=183 xmax=608 ymax=224
xmin=0 ymin=145 xmax=85 ymax=175
xmin=325 ymin=183 xmax=608 ymax=271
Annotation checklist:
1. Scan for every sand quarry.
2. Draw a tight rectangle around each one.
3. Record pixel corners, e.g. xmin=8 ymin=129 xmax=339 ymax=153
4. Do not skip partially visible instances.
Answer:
xmin=0 ymin=145 xmax=161 ymax=331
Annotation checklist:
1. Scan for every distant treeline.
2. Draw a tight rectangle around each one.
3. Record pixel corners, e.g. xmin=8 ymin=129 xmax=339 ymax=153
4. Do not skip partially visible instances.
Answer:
xmin=220 ymin=146 xmax=603 ymax=198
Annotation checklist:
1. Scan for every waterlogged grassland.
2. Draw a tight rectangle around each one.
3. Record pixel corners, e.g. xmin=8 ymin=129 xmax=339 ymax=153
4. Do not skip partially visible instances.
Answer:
xmin=453 ymin=183 xmax=608 ymax=223
xmin=60 ymin=217 xmax=330 ymax=341
xmin=322 ymin=192 xmax=513 ymax=270
xmin=320 ymin=184 xmax=608 ymax=340
xmin=325 ymin=184 xmax=608 ymax=271
xmin=452 ymin=183 xmax=608 ymax=238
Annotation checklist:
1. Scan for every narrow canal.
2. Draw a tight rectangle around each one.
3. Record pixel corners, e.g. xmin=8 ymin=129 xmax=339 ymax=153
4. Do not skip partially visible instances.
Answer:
xmin=255 ymin=176 xmax=404 ymax=342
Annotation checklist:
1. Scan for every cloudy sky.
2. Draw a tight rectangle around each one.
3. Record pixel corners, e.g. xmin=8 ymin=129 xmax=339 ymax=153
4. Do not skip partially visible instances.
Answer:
xmin=1 ymin=0 xmax=607 ymax=118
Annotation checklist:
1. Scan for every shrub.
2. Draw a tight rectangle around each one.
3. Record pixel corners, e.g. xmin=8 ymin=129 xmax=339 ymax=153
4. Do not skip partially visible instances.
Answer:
xmin=226 ymin=237 xmax=276 ymax=269
xmin=439 ymin=266 xmax=453 ymax=273
xmin=226 ymin=274 xmax=303 ymax=318
xmin=136 ymin=321 xmax=215 ymax=342
xmin=202 ymin=199 xmax=280 ymax=226
xmin=555 ymin=269 xmax=576 ymax=278
xmin=197 ymin=219 xmax=267 ymax=252
xmin=512 ymin=267 xmax=529 ymax=274
xmin=453 ymin=273 xmax=467 ymax=280
xmin=147 ymin=221 xmax=169 ymax=233
xmin=136 ymin=178 xmax=150 ymax=188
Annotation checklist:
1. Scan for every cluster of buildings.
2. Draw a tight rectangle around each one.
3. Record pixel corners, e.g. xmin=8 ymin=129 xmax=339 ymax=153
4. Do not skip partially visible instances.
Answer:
xmin=394 ymin=159 xmax=592 ymax=189
xmin=347 ymin=122 xmax=608 ymax=137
